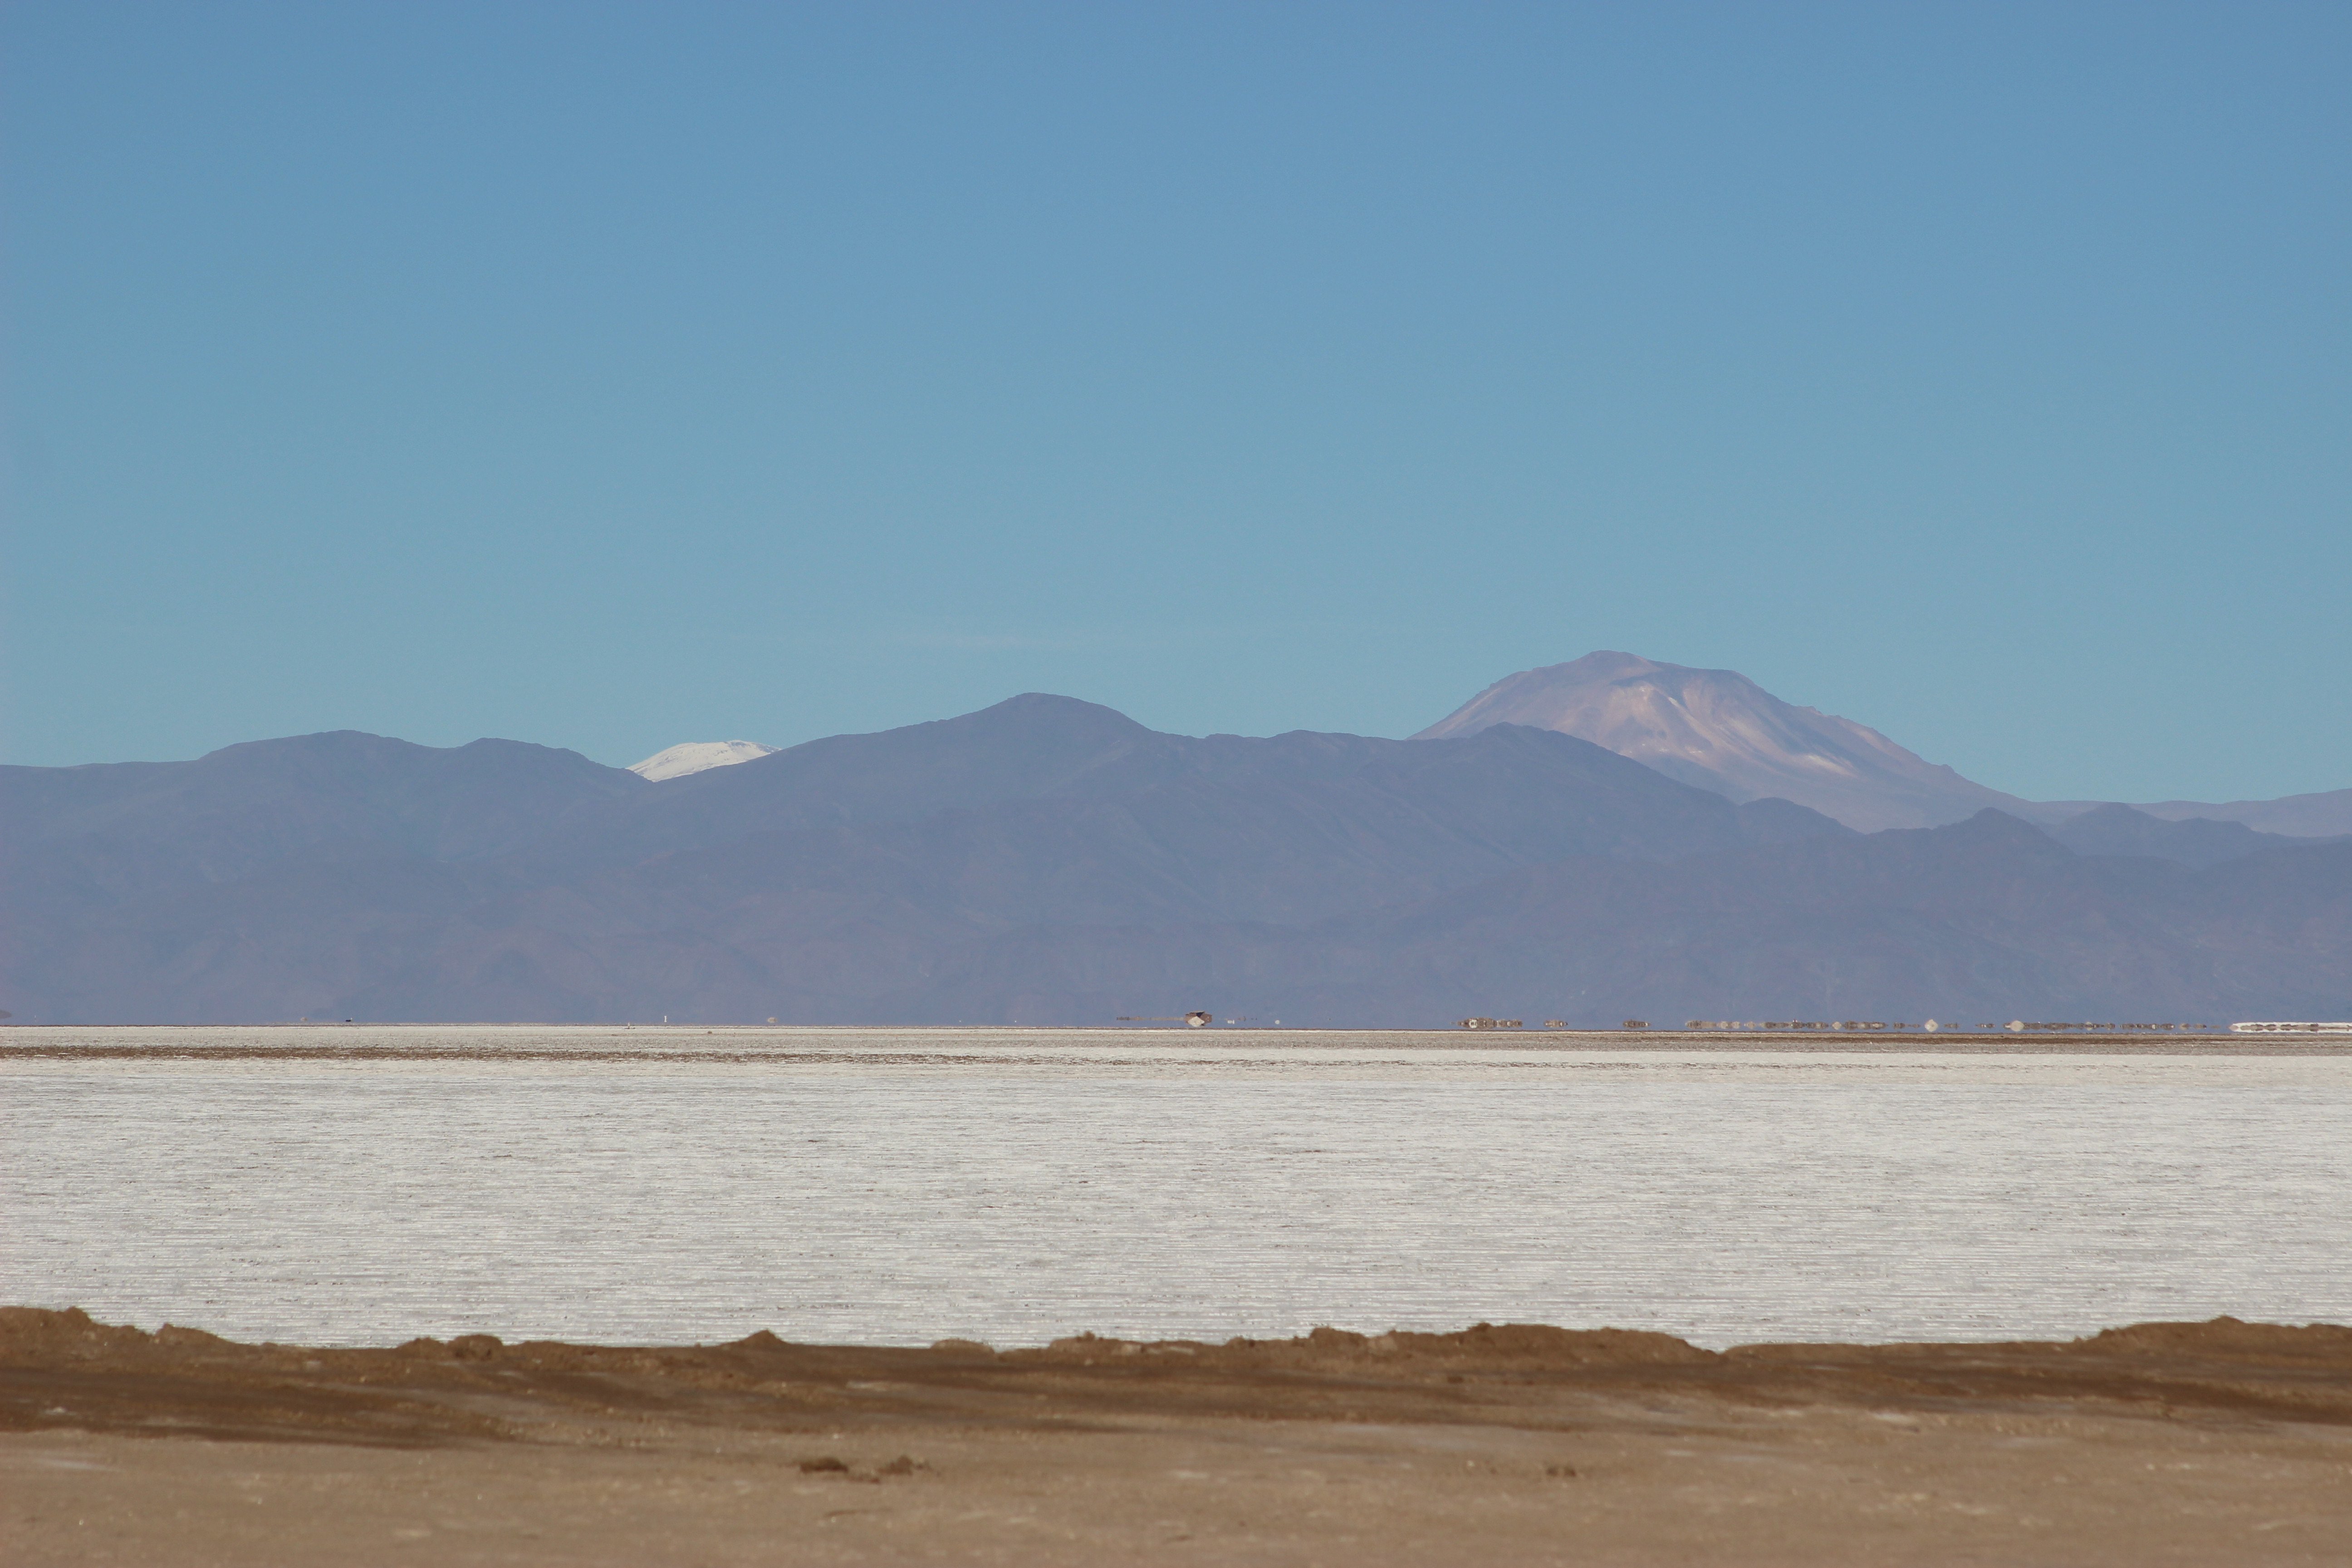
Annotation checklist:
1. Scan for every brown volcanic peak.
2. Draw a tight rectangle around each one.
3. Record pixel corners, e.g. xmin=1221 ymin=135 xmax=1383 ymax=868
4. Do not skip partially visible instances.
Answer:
xmin=1413 ymin=652 xmax=2023 ymax=832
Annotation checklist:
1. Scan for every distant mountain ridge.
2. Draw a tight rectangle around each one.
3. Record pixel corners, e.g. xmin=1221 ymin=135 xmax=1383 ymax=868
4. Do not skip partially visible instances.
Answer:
xmin=1413 ymin=652 xmax=2026 ymax=831
xmin=1414 ymin=652 xmax=2352 ymax=839
xmin=2099 ymin=788 xmax=2352 ymax=840
xmin=1 ymin=731 xmax=643 ymax=897
xmin=3 ymin=695 xmax=2347 ymax=1027
xmin=2044 ymin=804 xmax=2344 ymax=870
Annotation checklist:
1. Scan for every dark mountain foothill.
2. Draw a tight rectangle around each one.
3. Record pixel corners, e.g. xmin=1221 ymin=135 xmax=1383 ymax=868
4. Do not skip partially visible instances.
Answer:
xmin=3 ymin=696 xmax=2347 ymax=1027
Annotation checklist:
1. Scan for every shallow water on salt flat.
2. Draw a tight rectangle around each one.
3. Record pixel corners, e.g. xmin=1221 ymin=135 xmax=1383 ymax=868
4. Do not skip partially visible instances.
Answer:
xmin=5 ymin=1026 xmax=2347 ymax=1349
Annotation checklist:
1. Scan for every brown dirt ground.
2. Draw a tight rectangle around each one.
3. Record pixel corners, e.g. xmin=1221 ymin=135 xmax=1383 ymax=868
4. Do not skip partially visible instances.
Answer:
xmin=5 ymin=1308 xmax=2350 ymax=1566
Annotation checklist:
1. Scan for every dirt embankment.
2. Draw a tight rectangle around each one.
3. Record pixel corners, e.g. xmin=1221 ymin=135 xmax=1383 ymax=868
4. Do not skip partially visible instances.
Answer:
xmin=8 ymin=1306 xmax=2348 ymax=1446
xmin=8 ymin=1308 xmax=2351 ymax=1566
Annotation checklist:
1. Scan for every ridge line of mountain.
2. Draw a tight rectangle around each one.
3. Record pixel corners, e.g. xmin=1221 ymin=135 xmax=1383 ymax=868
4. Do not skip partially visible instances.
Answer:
xmin=4 ymin=691 xmax=2348 ymax=1026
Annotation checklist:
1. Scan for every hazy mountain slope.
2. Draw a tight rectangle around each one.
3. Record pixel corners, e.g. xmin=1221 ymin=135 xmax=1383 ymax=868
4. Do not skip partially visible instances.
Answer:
xmin=539 ymin=720 xmax=1791 ymax=941
xmin=0 ymin=730 xmax=641 ymax=1022
xmin=855 ymin=816 xmax=2352 ymax=1028
xmin=1330 ymin=812 xmax=2202 ymax=1025
xmin=2046 ymin=804 xmax=2338 ymax=869
xmin=1413 ymin=652 xmax=2027 ymax=831
xmin=533 ymin=696 xmax=1191 ymax=871
xmin=525 ymin=696 xmax=1782 ymax=876
xmin=0 ymin=732 xmax=642 ymax=909
xmin=2126 ymin=787 xmax=2352 ymax=840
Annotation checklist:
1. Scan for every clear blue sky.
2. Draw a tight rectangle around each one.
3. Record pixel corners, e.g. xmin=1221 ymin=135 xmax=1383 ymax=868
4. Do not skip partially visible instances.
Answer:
xmin=5 ymin=1 xmax=2346 ymax=802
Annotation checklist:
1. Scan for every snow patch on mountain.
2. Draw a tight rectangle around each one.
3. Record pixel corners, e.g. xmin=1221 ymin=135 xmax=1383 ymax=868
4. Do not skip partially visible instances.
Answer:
xmin=628 ymin=740 xmax=780 ymax=782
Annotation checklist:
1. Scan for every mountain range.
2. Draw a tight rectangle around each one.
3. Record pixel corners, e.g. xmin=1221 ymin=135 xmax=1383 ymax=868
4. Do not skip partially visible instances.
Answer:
xmin=643 ymin=652 xmax=2352 ymax=839
xmin=4 ymin=669 xmax=2347 ymax=1026
xmin=1416 ymin=652 xmax=2352 ymax=837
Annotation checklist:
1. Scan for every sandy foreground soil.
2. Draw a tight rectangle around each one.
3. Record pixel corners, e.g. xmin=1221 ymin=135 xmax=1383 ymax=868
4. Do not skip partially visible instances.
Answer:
xmin=5 ymin=1309 xmax=2349 ymax=1567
